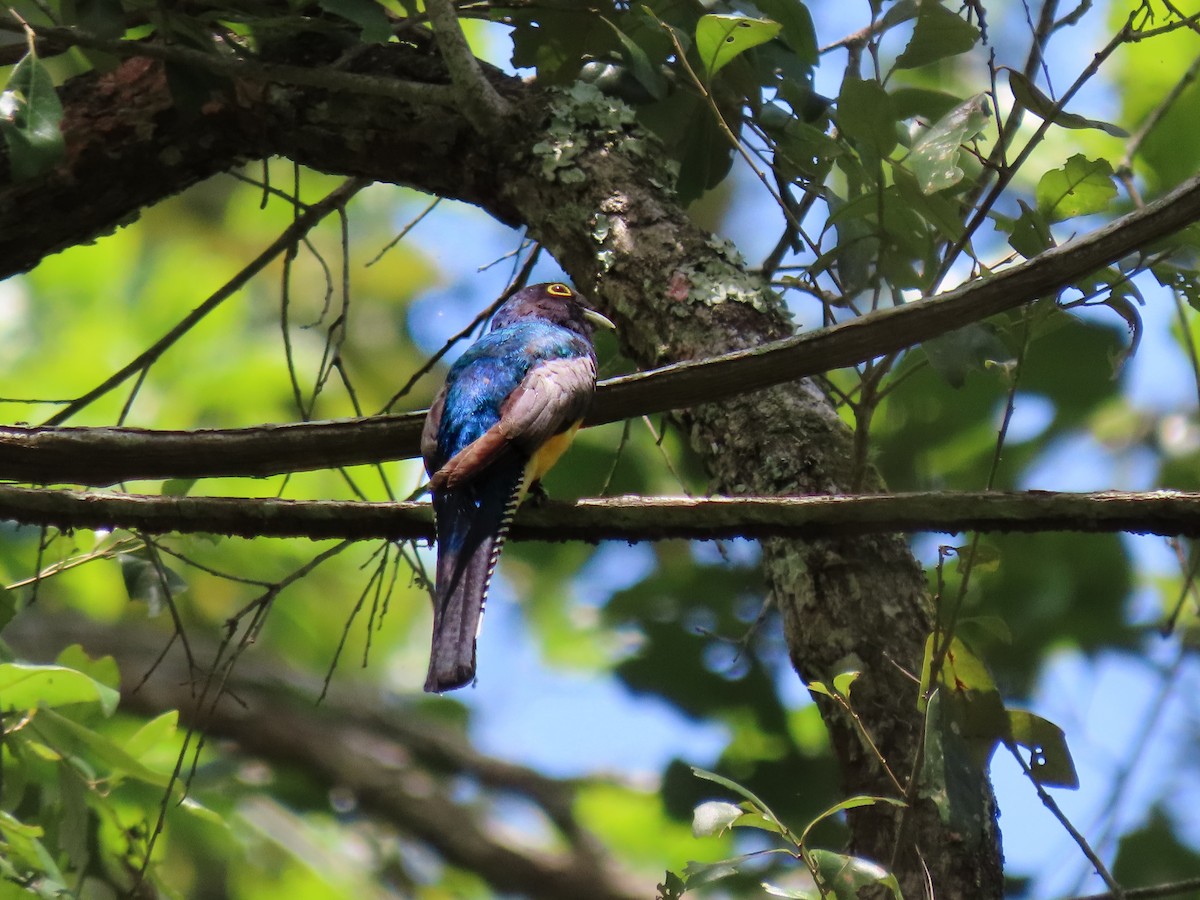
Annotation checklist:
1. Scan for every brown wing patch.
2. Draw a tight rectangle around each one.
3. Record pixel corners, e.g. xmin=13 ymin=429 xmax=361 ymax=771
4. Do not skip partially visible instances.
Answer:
xmin=428 ymin=426 xmax=512 ymax=491
xmin=427 ymin=355 xmax=597 ymax=490
xmin=421 ymin=384 xmax=448 ymax=476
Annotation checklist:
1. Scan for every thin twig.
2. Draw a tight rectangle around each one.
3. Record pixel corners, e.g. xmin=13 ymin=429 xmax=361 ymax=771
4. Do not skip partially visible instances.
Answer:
xmin=42 ymin=178 xmax=370 ymax=427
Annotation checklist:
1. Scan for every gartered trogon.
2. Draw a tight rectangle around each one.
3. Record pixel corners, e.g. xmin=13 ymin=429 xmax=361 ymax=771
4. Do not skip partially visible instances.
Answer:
xmin=420 ymin=283 xmax=614 ymax=693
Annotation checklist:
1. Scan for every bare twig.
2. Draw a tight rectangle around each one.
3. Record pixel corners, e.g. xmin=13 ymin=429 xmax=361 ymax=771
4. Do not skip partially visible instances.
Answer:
xmin=42 ymin=178 xmax=370 ymax=427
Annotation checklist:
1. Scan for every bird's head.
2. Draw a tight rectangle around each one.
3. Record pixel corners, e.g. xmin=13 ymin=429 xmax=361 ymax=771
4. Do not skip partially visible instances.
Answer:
xmin=490 ymin=282 xmax=615 ymax=337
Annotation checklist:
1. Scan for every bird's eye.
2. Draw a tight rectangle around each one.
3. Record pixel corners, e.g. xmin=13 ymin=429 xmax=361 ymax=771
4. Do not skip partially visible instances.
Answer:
xmin=547 ymin=283 xmax=573 ymax=297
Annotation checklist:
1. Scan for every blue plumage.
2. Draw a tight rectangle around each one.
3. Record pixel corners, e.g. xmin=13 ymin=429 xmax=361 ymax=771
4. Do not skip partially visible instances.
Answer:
xmin=420 ymin=283 xmax=613 ymax=692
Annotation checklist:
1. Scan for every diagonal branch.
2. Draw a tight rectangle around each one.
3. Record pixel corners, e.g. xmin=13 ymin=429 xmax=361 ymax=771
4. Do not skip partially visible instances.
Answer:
xmin=5 ymin=485 xmax=1200 ymax=542
xmin=6 ymin=170 xmax=1200 ymax=483
xmin=41 ymin=178 xmax=370 ymax=427
xmin=424 ymin=0 xmax=510 ymax=131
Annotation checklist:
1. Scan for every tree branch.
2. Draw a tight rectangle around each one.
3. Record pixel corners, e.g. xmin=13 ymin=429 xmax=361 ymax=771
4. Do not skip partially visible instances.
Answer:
xmin=7 ymin=168 xmax=1200 ymax=482
xmin=424 ymin=0 xmax=510 ymax=130
xmin=5 ymin=485 xmax=1200 ymax=542
xmin=3 ymin=613 xmax=647 ymax=900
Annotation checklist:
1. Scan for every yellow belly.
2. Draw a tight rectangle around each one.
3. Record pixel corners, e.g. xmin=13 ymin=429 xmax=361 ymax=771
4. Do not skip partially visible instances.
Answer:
xmin=523 ymin=421 xmax=583 ymax=491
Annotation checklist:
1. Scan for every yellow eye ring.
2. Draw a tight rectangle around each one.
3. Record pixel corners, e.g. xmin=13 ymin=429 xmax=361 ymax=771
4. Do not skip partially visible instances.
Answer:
xmin=547 ymin=283 xmax=573 ymax=297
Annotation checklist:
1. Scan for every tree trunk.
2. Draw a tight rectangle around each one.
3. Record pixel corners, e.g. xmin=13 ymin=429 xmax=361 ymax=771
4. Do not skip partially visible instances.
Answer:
xmin=0 ymin=39 xmax=1004 ymax=896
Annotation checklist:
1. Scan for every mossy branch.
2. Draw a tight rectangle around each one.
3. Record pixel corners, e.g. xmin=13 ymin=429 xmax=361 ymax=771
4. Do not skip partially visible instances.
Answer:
xmin=4 ymin=486 xmax=1200 ymax=542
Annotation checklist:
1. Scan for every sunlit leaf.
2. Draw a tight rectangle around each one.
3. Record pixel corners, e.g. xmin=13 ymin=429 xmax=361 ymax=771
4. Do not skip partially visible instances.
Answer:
xmin=894 ymin=3 xmax=979 ymax=69
xmin=1007 ymin=69 xmax=1129 ymax=137
xmin=690 ymin=767 xmax=783 ymax=831
xmin=692 ymin=799 xmax=743 ymax=836
xmin=681 ymin=856 xmax=742 ymax=887
xmin=832 ymin=671 xmax=860 ymax=696
xmin=0 ymin=53 xmax=66 ymax=181
xmin=695 ymin=14 xmax=782 ymax=79
xmin=1006 ymin=710 xmax=1079 ymax=789
xmin=162 ymin=477 xmax=198 ymax=497
xmin=0 ymin=663 xmax=119 ymax=715
xmin=123 ymin=710 xmax=179 ymax=760
xmin=801 ymin=794 xmax=906 ymax=846
xmin=906 ymin=93 xmax=990 ymax=194
xmin=808 ymin=848 xmax=902 ymax=897
xmin=1036 ymin=154 xmax=1117 ymax=222
xmin=55 ymin=644 xmax=120 ymax=697
xmin=32 ymin=709 xmax=172 ymax=788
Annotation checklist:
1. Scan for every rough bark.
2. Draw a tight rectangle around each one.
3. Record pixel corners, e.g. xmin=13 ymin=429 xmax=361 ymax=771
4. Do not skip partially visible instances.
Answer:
xmin=1 ymin=38 xmax=1004 ymax=895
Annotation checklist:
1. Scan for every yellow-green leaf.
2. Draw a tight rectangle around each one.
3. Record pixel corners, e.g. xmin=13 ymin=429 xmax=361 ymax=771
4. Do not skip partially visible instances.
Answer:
xmin=695 ymin=14 xmax=782 ymax=79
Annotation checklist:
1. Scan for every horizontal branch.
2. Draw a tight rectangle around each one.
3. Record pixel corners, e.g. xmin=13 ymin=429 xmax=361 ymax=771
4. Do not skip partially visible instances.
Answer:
xmin=5 ymin=485 xmax=1200 ymax=541
xmin=6 ymin=172 xmax=1200 ymax=485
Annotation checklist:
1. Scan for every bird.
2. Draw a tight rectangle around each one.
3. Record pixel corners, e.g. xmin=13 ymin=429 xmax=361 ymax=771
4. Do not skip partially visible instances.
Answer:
xmin=420 ymin=282 xmax=614 ymax=693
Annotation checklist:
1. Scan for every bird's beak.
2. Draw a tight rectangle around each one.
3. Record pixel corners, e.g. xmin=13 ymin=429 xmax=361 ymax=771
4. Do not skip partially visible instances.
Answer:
xmin=583 ymin=308 xmax=616 ymax=331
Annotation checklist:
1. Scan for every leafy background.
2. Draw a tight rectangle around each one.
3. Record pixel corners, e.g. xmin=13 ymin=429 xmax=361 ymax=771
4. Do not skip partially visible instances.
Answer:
xmin=1 ymin=0 xmax=1200 ymax=897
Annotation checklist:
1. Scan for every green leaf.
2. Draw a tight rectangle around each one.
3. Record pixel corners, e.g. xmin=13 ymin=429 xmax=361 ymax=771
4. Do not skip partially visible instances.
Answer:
xmin=920 ymin=689 xmax=991 ymax=835
xmin=691 ymin=799 xmax=743 ymax=836
xmin=1007 ymin=69 xmax=1129 ymax=137
xmin=923 ymin=323 xmax=1014 ymax=388
xmin=894 ymin=2 xmax=979 ymax=70
xmin=1007 ymin=710 xmax=1079 ymax=789
xmin=33 ymin=709 xmax=172 ymax=788
xmin=837 ymin=77 xmax=897 ymax=155
xmin=1008 ymin=200 xmax=1054 ymax=258
xmin=162 ymin=477 xmax=198 ymax=497
xmin=55 ymin=644 xmax=120 ymax=697
xmin=0 ymin=663 xmax=119 ymax=715
xmin=695 ymin=14 xmax=782 ymax=79
xmin=317 ymin=0 xmax=392 ymax=42
xmin=690 ymin=767 xmax=776 ymax=818
xmin=681 ymin=857 xmax=742 ymax=887
xmin=0 ymin=590 xmax=17 ymax=632
xmin=0 ymin=810 xmax=65 ymax=886
xmin=600 ymin=19 xmax=668 ymax=101
xmin=800 ymin=795 xmax=906 ymax=845
xmin=891 ymin=86 xmax=963 ymax=122
xmin=58 ymin=766 xmax=89 ymax=873
xmin=119 ymin=550 xmax=188 ymax=615
xmin=808 ymin=849 xmax=902 ymax=898
xmin=123 ymin=710 xmax=179 ymax=760
xmin=0 ymin=53 xmax=66 ymax=181
xmin=1036 ymin=154 xmax=1117 ymax=222
xmin=762 ymin=883 xmax=810 ymax=898
xmin=906 ymin=93 xmax=990 ymax=194
xmin=751 ymin=0 xmax=817 ymax=62
xmin=832 ymin=670 xmax=860 ymax=696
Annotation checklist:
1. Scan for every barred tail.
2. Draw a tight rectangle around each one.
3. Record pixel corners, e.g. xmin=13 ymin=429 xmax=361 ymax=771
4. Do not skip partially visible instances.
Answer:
xmin=424 ymin=458 xmax=525 ymax=693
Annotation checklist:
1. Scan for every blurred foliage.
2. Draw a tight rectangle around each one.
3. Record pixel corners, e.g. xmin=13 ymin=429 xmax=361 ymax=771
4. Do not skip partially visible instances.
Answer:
xmin=0 ymin=0 xmax=1199 ymax=897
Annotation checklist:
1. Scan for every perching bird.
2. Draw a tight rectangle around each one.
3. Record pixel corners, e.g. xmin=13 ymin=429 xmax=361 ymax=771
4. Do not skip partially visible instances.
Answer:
xmin=420 ymin=283 xmax=614 ymax=693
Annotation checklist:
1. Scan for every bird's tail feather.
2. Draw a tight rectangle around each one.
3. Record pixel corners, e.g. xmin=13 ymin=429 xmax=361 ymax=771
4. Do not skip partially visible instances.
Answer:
xmin=425 ymin=458 xmax=525 ymax=693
